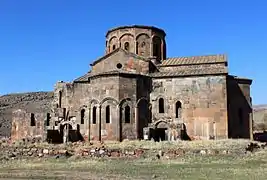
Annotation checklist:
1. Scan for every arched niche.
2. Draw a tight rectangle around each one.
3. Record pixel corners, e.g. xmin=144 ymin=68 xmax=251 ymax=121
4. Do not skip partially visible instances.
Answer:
xmin=152 ymin=36 xmax=162 ymax=60
xmin=119 ymin=33 xmax=134 ymax=52
xmin=108 ymin=36 xmax=119 ymax=53
xmin=136 ymin=33 xmax=150 ymax=56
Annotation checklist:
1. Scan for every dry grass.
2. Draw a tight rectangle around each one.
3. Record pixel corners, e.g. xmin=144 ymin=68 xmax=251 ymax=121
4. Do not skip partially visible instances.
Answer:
xmin=0 ymin=139 xmax=266 ymax=179
xmin=0 ymin=149 xmax=267 ymax=180
xmin=3 ymin=138 xmax=257 ymax=151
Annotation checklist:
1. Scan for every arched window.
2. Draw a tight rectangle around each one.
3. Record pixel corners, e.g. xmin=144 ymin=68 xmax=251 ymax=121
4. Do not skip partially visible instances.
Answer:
xmin=30 ymin=113 xmax=35 ymax=126
xmin=159 ymin=98 xmax=164 ymax=113
xmin=125 ymin=105 xmax=130 ymax=123
xmin=81 ymin=109 xmax=85 ymax=124
xmin=124 ymin=42 xmax=129 ymax=51
xmin=175 ymin=101 xmax=182 ymax=118
xmin=106 ymin=105 xmax=110 ymax=123
xmin=92 ymin=106 xmax=97 ymax=124
xmin=152 ymin=36 xmax=162 ymax=59
xmin=112 ymin=45 xmax=116 ymax=50
xmin=136 ymin=42 xmax=139 ymax=54
xmin=59 ymin=91 xmax=62 ymax=108
xmin=46 ymin=113 xmax=51 ymax=126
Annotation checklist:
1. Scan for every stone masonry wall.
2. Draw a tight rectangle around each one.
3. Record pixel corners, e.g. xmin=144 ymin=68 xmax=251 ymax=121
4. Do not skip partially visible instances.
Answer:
xmin=253 ymin=105 xmax=267 ymax=132
xmin=91 ymin=50 xmax=151 ymax=75
xmin=105 ymin=26 xmax=166 ymax=59
xmin=150 ymin=75 xmax=228 ymax=140
xmin=11 ymin=109 xmax=46 ymax=142
xmin=0 ymin=92 xmax=53 ymax=138
xmin=51 ymin=73 xmax=152 ymax=142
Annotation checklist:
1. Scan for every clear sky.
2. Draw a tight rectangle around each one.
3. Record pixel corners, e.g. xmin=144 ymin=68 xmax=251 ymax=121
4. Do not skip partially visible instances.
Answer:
xmin=0 ymin=0 xmax=266 ymax=105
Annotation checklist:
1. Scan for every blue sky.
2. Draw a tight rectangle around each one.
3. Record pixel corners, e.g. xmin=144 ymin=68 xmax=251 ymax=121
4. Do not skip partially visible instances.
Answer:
xmin=0 ymin=0 xmax=266 ymax=105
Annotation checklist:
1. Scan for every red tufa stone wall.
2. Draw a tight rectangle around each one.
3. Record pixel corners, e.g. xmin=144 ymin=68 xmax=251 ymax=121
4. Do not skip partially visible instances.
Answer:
xmin=11 ymin=109 xmax=45 ymax=142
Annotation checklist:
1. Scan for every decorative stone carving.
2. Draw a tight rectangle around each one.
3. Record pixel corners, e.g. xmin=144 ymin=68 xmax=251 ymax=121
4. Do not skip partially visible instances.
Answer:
xmin=152 ymin=81 xmax=162 ymax=90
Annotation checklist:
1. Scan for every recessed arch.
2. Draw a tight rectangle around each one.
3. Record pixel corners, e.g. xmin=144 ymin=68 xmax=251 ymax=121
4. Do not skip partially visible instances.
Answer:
xmin=136 ymin=33 xmax=150 ymax=56
xmin=136 ymin=33 xmax=150 ymax=40
xmin=108 ymin=36 xmax=119 ymax=44
xmin=155 ymin=120 xmax=169 ymax=129
xmin=90 ymin=99 xmax=100 ymax=106
xmin=136 ymin=98 xmax=149 ymax=139
xmin=108 ymin=36 xmax=119 ymax=52
xmin=152 ymin=36 xmax=162 ymax=59
xmin=100 ymin=97 xmax=119 ymax=106
xmin=119 ymin=33 xmax=134 ymax=41
xmin=155 ymin=94 xmax=166 ymax=101
xmin=136 ymin=97 xmax=148 ymax=107
xmin=119 ymin=98 xmax=132 ymax=107
xmin=60 ymin=120 xmax=75 ymax=128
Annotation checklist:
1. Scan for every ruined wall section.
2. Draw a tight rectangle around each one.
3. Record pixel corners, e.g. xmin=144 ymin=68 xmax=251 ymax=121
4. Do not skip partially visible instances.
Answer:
xmin=150 ymin=75 xmax=228 ymax=140
xmin=11 ymin=109 xmax=46 ymax=142
xmin=0 ymin=92 xmax=53 ymax=138
xmin=253 ymin=105 xmax=267 ymax=132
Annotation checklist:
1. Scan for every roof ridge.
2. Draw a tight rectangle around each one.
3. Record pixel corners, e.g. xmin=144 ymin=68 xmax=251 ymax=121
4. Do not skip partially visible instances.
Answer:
xmin=166 ymin=54 xmax=226 ymax=59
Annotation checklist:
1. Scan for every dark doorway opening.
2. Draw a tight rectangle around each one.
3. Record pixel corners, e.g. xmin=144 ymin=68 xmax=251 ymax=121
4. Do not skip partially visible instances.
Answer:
xmin=152 ymin=121 xmax=168 ymax=142
xmin=154 ymin=128 xmax=167 ymax=142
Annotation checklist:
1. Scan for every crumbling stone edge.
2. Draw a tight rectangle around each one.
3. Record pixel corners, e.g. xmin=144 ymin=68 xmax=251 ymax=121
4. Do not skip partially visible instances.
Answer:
xmin=0 ymin=140 xmax=265 ymax=161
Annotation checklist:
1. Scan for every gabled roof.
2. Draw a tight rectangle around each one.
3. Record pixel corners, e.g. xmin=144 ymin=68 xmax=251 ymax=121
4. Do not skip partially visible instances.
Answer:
xmin=73 ymin=72 xmax=91 ymax=82
xmin=159 ymin=54 xmax=227 ymax=66
xmin=90 ymin=48 xmax=150 ymax=66
xmin=73 ymin=70 xmax=150 ymax=82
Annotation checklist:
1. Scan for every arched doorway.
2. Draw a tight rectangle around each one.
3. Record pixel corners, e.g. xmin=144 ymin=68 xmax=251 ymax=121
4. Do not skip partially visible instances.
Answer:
xmin=154 ymin=121 xmax=168 ymax=142
xmin=137 ymin=98 xmax=149 ymax=139
xmin=119 ymin=101 xmax=133 ymax=141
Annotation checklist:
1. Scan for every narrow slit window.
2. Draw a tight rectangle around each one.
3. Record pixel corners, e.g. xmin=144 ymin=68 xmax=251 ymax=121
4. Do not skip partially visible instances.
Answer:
xmin=81 ymin=109 xmax=85 ymax=124
xmin=159 ymin=98 xmax=164 ymax=113
xmin=92 ymin=106 xmax=97 ymax=124
xmin=175 ymin=101 xmax=182 ymax=118
xmin=106 ymin=105 xmax=110 ymax=123
xmin=125 ymin=105 xmax=130 ymax=123
xmin=59 ymin=91 xmax=62 ymax=108
xmin=30 ymin=113 xmax=35 ymax=126
xmin=124 ymin=42 xmax=129 ymax=51
xmin=46 ymin=113 xmax=51 ymax=126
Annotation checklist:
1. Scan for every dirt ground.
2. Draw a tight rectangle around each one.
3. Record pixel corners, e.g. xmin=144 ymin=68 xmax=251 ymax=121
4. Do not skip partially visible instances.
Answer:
xmin=0 ymin=149 xmax=267 ymax=180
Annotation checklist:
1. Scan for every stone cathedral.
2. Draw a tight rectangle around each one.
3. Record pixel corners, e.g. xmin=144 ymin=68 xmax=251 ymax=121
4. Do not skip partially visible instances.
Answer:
xmin=11 ymin=25 xmax=253 ymax=143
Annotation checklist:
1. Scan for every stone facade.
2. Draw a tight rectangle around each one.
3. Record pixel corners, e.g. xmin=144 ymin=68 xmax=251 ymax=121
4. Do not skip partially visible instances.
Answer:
xmin=10 ymin=25 xmax=253 ymax=142
xmin=11 ymin=109 xmax=46 ymax=142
